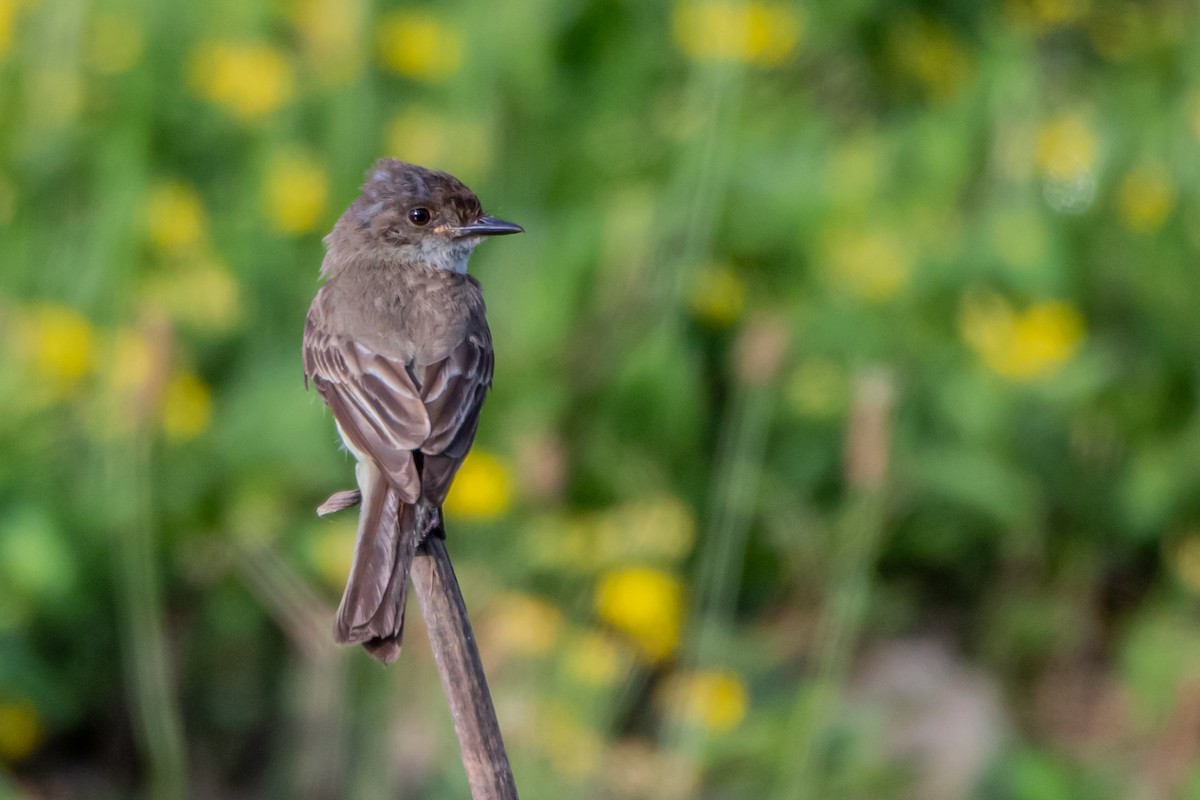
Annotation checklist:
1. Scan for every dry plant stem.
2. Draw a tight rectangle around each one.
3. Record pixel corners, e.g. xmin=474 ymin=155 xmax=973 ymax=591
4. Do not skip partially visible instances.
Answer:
xmin=410 ymin=536 xmax=519 ymax=800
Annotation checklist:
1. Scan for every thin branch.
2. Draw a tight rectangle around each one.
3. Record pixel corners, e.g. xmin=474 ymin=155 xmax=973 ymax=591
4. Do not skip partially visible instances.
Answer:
xmin=410 ymin=536 xmax=519 ymax=800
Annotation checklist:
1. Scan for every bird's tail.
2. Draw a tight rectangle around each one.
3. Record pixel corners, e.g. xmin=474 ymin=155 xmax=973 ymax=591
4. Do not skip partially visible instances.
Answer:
xmin=334 ymin=470 xmax=418 ymax=664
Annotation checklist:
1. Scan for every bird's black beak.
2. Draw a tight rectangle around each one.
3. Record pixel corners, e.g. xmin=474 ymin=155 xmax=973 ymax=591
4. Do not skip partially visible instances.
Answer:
xmin=456 ymin=216 xmax=524 ymax=237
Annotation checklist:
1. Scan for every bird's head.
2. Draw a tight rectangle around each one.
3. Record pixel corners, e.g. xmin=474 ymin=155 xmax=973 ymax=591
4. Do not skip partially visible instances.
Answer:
xmin=327 ymin=158 xmax=522 ymax=275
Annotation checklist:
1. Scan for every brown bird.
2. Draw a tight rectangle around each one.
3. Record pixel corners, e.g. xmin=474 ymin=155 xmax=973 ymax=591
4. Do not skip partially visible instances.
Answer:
xmin=303 ymin=159 xmax=522 ymax=663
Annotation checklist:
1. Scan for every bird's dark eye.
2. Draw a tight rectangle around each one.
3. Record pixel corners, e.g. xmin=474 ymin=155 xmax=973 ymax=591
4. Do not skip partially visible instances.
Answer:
xmin=408 ymin=207 xmax=431 ymax=226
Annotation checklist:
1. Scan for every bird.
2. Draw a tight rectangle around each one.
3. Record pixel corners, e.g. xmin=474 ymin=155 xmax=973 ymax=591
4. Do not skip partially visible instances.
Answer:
xmin=302 ymin=159 xmax=522 ymax=664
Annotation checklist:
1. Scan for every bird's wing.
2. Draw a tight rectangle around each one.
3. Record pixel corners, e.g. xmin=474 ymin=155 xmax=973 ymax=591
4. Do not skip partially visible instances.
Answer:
xmin=303 ymin=316 xmax=430 ymax=503
xmin=416 ymin=328 xmax=494 ymax=505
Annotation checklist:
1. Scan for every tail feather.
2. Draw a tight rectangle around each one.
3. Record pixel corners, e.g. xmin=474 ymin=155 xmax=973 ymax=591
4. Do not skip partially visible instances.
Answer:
xmin=334 ymin=468 xmax=418 ymax=664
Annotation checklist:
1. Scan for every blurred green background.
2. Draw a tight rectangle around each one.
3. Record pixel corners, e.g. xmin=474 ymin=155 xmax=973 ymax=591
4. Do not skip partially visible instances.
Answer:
xmin=3 ymin=0 xmax=1200 ymax=797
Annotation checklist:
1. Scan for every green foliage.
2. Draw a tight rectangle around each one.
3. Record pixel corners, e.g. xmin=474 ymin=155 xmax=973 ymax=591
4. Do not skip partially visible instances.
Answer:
xmin=1 ymin=0 xmax=1200 ymax=796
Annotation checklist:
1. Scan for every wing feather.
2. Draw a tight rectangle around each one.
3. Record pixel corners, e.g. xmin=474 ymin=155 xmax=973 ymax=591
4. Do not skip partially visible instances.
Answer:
xmin=304 ymin=319 xmax=430 ymax=503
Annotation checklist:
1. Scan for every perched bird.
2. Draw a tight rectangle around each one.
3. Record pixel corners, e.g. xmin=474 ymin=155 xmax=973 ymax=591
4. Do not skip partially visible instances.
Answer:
xmin=303 ymin=159 xmax=522 ymax=663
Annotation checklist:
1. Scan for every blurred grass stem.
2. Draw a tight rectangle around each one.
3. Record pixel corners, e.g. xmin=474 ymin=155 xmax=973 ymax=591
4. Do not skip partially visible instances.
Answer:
xmin=109 ymin=435 xmax=188 ymax=800
xmin=774 ymin=368 xmax=895 ymax=800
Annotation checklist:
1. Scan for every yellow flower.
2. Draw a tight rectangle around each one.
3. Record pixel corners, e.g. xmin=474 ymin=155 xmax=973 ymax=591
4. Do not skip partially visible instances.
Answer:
xmin=890 ymin=17 xmax=973 ymax=101
xmin=375 ymin=12 xmax=463 ymax=82
xmin=0 ymin=700 xmax=42 ymax=762
xmin=594 ymin=496 xmax=696 ymax=564
xmin=672 ymin=1 xmax=802 ymax=67
xmin=960 ymin=292 xmax=1084 ymax=381
xmin=142 ymin=260 xmax=241 ymax=333
xmin=385 ymin=108 xmax=493 ymax=178
xmin=0 ymin=0 xmax=24 ymax=62
xmin=308 ymin=518 xmax=356 ymax=589
xmin=146 ymin=181 xmax=207 ymax=255
xmin=1117 ymin=164 xmax=1174 ymax=234
xmin=13 ymin=304 xmax=96 ymax=394
xmin=565 ymin=630 xmax=629 ymax=687
xmin=594 ymin=566 xmax=683 ymax=663
xmin=688 ymin=263 xmax=745 ymax=329
xmin=189 ymin=41 xmax=294 ymax=121
xmin=289 ymin=0 xmax=366 ymax=84
xmin=87 ymin=11 xmax=143 ymax=75
xmin=160 ymin=371 xmax=212 ymax=441
xmin=1035 ymin=114 xmax=1097 ymax=180
xmin=662 ymin=669 xmax=748 ymax=732
xmin=821 ymin=225 xmax=912 ymax=303
xmin=485 ymin=593 xmax=565 ymax=658
xmin=444 ymin=449 xmax=514 ymax=521
xmin=107 ymin=328 xmax=157 ymax=400
xmin=91 ymin=325 xmax=161 ymax=437
xmin=262 ymin=149 xmax=329 ymax=235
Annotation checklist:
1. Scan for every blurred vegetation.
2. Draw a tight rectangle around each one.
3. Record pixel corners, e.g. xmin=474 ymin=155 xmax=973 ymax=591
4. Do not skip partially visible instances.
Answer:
xmin=2 ymin=0 xmax=1200 ymax=797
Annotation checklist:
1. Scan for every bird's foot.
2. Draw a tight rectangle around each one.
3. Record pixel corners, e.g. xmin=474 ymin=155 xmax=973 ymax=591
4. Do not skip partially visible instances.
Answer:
xmin=416 ymin=506 xmax=444 ymax=541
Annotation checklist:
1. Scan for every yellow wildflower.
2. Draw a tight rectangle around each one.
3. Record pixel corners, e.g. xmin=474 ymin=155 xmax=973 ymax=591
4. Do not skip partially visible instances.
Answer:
xmin=146 ymin=181 xmax=206 ymax=255
xmin=890 ymin=17 xmax=973 ymax=101
xmin=662 ymin=669 xmax=748 ymax=732
xmin=385 ymin=108 xmax=493 ymax=178
xmin=87 ymin=11 xmax=143 ymax=75
xmin=444 ymin=449 xmax=513 ymax=521
xmin=688 ymin=263 xmax=745 ymax=329
xmin=0 ymin=700 xmax=42 ymax=762
xmin=594 ymin=566 xmax=683 ymax=663
xmin=485 ymin=593 xmax=564 ymax=658
xmin=960 ymin=292 xmax=1084 ymax=381
xmin=1035 ymin=114 xmax=1097 ymax=180
xmin=565 ymin=630 xmax=629 ymax=687
xmin=672 ymin=1 xmax=802 ymax=67
xmin=289 ymin=0 xmax=366 ymax=84
xmin=0 ymin=0 xmax=22 ymax=62
xmin=594 ymin=495 xmax=696 ymax=564
xmin=1117 ymin=164 xmax=1174 ymax=234
xmin=375 ymin=12 xmax=463 ymax=83
xmin=160 ymin=371 xmax=212 ymax=441
xmin=14 ymin=304 xmax=96 ymax=394
xmin=106 ymin=327 xmax=157 ymax=400
xmin=262 ymin=149 xmax=329 ymax=235
xmin=94 ymin=326 xmax=160 ymax=435
xmin=189 ymin=41 xmax=294 ymax=121
xmin=821 ymin=225 xmax=912 ymax=303
xmin=142 ymin=260 xmax=241 ymax=333
xmin=308 ymin=518 xmax=356 ymax=589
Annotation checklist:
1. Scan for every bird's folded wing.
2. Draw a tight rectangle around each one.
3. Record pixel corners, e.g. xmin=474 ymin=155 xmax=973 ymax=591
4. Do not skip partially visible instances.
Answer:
xmin=416 ymin=332 xmax=494 ymax=504
xmin=304 ymin=323 xmax=431 ymax=503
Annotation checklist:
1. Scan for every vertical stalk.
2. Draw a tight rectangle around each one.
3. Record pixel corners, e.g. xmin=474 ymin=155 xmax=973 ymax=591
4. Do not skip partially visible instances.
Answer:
xmin=110 ymin=433 xmax=188 ymax=800
xmin=774 ymin=368 xmax=896 ymax=800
